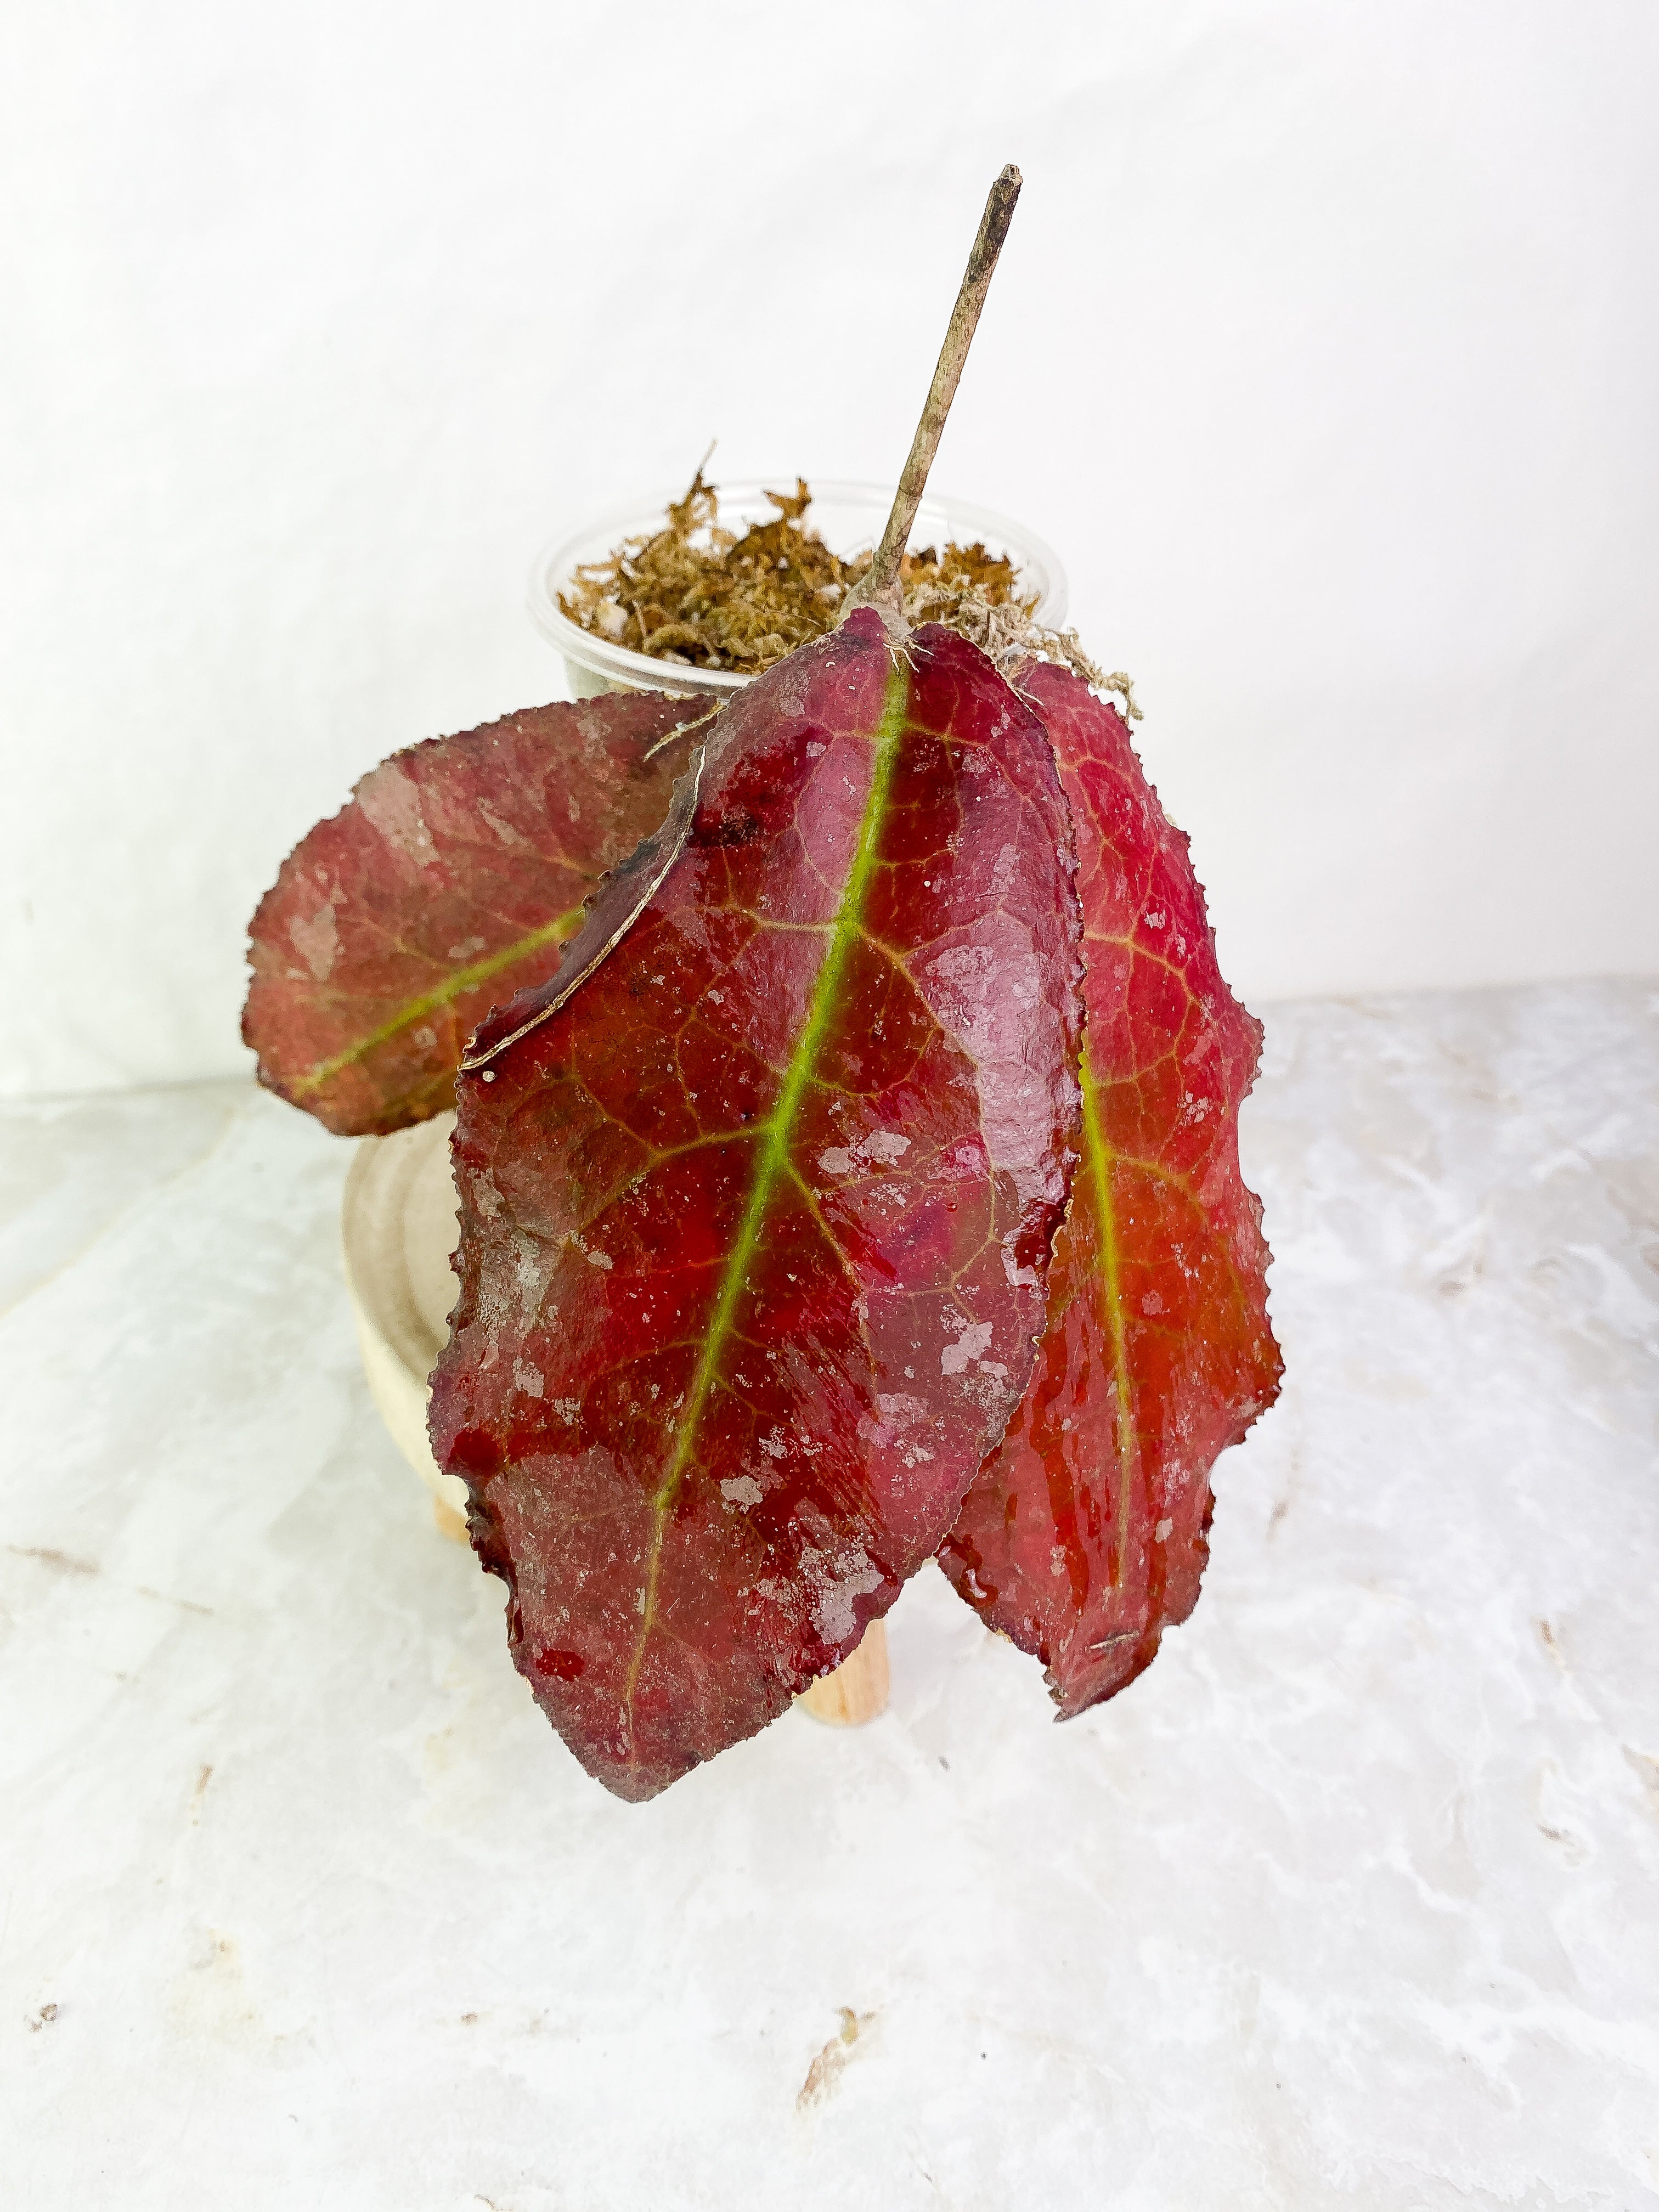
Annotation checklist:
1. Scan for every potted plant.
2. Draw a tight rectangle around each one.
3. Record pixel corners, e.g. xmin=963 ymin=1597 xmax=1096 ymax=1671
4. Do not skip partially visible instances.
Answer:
xmin=244 ymin=169 xmax=1279 ymax=1799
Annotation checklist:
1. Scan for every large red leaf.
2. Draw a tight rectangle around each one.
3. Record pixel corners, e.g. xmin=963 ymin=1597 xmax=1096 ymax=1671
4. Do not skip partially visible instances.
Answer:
xmin=431 ymin=611 xmax=1085 ymax=1799
xmin=939 ymin=662 xmax=1281 ymax=1714
xmin=244 ymin=693 xmax=707 ymax=1135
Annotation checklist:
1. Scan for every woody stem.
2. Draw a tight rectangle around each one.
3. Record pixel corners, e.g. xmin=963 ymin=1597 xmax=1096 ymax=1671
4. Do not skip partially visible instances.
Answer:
xmin=849 ymin=163 xmax=1023 ymax=618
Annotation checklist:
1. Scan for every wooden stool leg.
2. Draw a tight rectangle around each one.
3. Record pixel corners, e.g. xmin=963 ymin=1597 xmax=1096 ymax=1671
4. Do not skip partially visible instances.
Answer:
xmin=432 ymin=1495 xmax=469 ymax=1544
xmin=798 ymin=1619 xmax=889 ymax=1725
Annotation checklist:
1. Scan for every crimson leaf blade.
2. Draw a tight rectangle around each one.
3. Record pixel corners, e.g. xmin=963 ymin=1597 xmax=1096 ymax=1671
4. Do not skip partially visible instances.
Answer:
xmin=244 ymin=692 xmax=707 ymax=1135
xmin=939 ymin=661 xmax=1282 ymax=1714
xmin=431 ymin=612 xmax=1085 ymax=1799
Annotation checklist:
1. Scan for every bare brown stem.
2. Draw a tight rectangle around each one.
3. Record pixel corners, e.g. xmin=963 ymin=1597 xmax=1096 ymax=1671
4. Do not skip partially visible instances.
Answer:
xmin=847 ymin=164 xmax=1023 ymax=620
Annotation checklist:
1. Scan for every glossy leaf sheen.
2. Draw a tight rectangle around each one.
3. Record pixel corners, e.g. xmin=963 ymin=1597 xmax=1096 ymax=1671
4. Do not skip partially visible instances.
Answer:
xmin=244 ymin=693 xmax=707 ymax=1135
xmin=431 ymin=612 xmax=1085 ymax=1799
xmin=939 ymin=662 xmax=1282 ymax=1714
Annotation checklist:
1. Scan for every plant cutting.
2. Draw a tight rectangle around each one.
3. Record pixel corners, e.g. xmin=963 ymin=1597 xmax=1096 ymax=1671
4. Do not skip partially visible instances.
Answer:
xmin=245 ymin=166 xmax=1279 ymax=1801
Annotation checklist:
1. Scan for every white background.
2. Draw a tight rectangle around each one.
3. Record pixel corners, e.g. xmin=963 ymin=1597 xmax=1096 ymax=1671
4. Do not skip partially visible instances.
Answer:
xmin=3 ymin=0 xmax=1656 ymax=1097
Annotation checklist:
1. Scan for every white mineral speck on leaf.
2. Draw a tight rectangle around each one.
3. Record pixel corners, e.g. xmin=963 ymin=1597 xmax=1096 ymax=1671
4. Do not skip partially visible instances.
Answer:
xmin=941 ymin=1319 xmax=995 ymax=1376
xmin=287 ymin=900 xmax=340 ymax=983
xmin=860 ymin=1130 xmax=911 ymax=1164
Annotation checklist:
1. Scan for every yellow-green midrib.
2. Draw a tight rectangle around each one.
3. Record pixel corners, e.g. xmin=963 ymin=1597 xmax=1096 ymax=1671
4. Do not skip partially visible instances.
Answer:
xmin=292 ymin=904 xmax=585 ymax=1096
xmin=624 ymin=659 xmax=912 ymax=1706
xmin=1079 ymin=1058 xmax=1138 ymax=1589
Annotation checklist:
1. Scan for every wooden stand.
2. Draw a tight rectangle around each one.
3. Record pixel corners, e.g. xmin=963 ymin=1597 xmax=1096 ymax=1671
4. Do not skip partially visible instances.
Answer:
xmin=797 ymin=1620 xmax=889 ymax=1725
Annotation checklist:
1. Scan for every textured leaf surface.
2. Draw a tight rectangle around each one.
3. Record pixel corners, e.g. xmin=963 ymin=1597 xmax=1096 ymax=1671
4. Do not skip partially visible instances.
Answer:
xmin=939 ymin=662 xmax=1281 ymax=1714
xmin=431 ymin=612 xmax=1084 ymax=1799
xmin=244 ymin=693 xmax=707 ymax=1135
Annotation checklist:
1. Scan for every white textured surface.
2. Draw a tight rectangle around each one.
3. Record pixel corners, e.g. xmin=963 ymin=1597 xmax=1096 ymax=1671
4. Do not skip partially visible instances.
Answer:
xmin=6 ymin=3 xmax=1659 ymax=1100
xmin=2 ymin=981 xmax=1657 ymax=2208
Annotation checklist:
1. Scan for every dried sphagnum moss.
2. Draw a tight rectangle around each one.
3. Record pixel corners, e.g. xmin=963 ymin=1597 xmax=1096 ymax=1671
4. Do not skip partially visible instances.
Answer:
xmin=558 ymin=473 xmax=1140 ymax=716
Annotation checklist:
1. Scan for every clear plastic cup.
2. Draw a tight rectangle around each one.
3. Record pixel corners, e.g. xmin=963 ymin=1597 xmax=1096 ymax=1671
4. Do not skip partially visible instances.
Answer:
xmin=526 ymin=479 xmax=1069 ymax=699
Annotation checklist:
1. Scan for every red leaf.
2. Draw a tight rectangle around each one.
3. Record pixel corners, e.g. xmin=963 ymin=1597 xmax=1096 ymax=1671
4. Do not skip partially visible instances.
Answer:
xmin=243 ymin=693 xmax=708 ymax=1135
xmin=938 ymin=662 xmax=1282 ymax=1714
xmin=430 ymin=612 xmax=1085 ymax=1799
